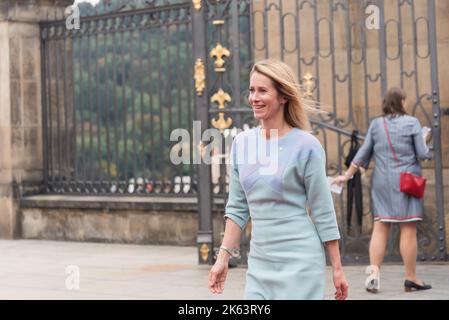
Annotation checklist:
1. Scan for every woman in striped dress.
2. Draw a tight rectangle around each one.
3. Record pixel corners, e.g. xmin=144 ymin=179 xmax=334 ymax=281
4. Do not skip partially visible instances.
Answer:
xmin=333 ymin=87 xmax=432 ymax=293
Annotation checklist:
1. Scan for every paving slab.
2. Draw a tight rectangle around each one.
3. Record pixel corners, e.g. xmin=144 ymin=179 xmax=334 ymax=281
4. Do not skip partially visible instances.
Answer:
xmin=0 ymin=240 xmax=448 ymax=300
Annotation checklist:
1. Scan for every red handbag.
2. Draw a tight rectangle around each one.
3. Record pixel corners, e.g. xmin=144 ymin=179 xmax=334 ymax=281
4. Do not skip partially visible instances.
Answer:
xmin=383 ymin=118 xmax=426 ymax=199
xmin=399 ymin=171 xmax=426 ymax=198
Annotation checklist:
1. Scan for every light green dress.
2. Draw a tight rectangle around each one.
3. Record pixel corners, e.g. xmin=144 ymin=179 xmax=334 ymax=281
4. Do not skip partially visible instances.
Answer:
xmin=225 ymin=127 xmax=340 ymax=300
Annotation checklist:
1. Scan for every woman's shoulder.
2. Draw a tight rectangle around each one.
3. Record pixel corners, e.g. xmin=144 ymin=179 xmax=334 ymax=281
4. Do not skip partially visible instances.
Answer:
xmin=291 ymin=128 xmax=320 ymax=144
xmin=398 ymin=114 xmax=418 ymax=122
xmin=289 ymin=128 xmax=325 ymax=157
xmin=371 ymin=114 xmax=417 ymax=125
xmin=368 ymin=116 xmax=383 ymax=125
xmin=395 ymin=115 xmax=421 ymax=128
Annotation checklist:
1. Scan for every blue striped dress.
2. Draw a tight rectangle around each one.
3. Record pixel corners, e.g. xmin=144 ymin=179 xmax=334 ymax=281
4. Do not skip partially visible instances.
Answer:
xmin=224 ymin=127 xmax=340 ymax=300
xmin=352 ymin=115 xmax=431 ymax=222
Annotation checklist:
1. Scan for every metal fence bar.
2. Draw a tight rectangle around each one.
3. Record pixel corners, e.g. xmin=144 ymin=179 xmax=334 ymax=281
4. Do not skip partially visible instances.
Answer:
xmin=112 ymin=29 xmax=120 ymax=192
xmin=175 ymin=22 xmax=183 ymax=193
xmin=157 ymin=26 xmax=164 ymax=193
xmin=78 ymin=36 xmax=86 ymax=189
xmin=63 ymin=36 xmax=70 ymax=191
xmin=378 ymin=0 xmax=387 ymax=96
xmin=47 ymin=41 xmax=54 ymax=190
xmin=120 ymin=28 xmax=128 ymax=189
xmin=95 ymin=21 xmax=102 ymax=193
xmin=72 ymin=37 xmax=78 ymax=191
xmin=130 ymin=27 xmax=137 ymax=186
xmin=427 ymin=0 xmax=446 ymax=261
xmin=88 ymin=32 xmax=95 ymax=191
xmin=147 ymin=27 xmax=155 ymax=189
xmin=39 ymin=2 xmax=195 ymax=196
xmin=138 ymin=29 xmax=145 ymax=193
xmin=55 ymin=39 xmax=62 ymax=191
xmin=40 ymin=37 xmax=49 ymax=192
xmin=104 ymin=29 xmax=112 ymax=189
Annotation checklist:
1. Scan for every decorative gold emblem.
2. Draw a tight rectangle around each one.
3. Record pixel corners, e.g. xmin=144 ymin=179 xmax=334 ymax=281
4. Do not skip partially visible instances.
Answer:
xmin=192 ymin=0 xmax=202 ymax=11
xmin=210 ymin=43 xmax=231 ymax=72
xmin=194 ymin=59 xmax=206 ymax=96
xmin=211 ymin=89 xmax=231 ymax=110
xmin=211 ymin=89 xmax=232 ymax=133
xmin=211 ymin=113 xmax=233 ymax=133
xmin=200 ymin=243 xmax=209 ymax=262
xmin=303 ymin=73 xmax=314 ymax=99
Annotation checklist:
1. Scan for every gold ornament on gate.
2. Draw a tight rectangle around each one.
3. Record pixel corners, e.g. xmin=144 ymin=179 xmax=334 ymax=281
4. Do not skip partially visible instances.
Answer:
xmin=211 ymin=89 xmax=232 ymax=133
xmin=210 ymin=43 xmax=230 ymax=72
xmin=192 ymin=0 xmax=202 ymax=11
xmin=211 ymin=89 xmax=231 ymax=110
xmin=212 ymin=113 xmax=233 ymax=133
xmin=194 ymin=59 xmax=206 ymax=96
xmin=200 ymin=243 xmax=209 ymax=263
xmin=303 ymin=73 xmax=314 ymax=99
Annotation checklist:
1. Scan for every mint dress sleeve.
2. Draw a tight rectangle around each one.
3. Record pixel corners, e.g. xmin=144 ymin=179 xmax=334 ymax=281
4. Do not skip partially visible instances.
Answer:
xmin=303 ymin=146 xmax=341 ymax=243
xmin=224 ymin=139 xmax=250 ymax=230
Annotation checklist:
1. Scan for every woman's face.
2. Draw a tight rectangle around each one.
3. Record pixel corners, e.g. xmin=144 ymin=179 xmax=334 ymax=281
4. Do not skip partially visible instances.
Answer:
xmin=248 ymin=72 xmax=286 ymax=121
xmin=402 ymin=99 xmax=407 ymax=110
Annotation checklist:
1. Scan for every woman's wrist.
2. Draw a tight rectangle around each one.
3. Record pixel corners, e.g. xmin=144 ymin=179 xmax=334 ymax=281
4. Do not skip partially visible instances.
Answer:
xmin=350 ymin=162 xmax=359 ymax=169
xmin=344 ymin=172 xmax=353 ymax=180
xmin=216 ymin=250 xmax=230 ymax=262
xmin=217 ymin=246 xmax=233 ymax=261
xmin=332 ymin=264 xmax=343 ymax=272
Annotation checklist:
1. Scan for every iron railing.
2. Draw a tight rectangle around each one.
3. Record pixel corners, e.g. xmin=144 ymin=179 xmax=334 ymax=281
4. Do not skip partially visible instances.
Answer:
xmin=40 ymin=1 xmax=196 ymax=196
xmin=203 ymin=0 xmax=446 ymax=263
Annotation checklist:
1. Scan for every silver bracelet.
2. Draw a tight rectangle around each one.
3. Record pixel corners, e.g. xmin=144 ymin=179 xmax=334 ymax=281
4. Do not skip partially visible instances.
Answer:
xmin=220 ymin=246 xmax=233 ymax=257
xmin=344 ymin=172 xmax=354 ymax=180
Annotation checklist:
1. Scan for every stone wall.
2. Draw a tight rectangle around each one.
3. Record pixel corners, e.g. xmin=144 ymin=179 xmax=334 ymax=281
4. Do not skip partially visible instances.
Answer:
xmin=20 ymin=195 xmax=228 ymax=246
xmin=0 ymin=0 xmax=72 ymax=239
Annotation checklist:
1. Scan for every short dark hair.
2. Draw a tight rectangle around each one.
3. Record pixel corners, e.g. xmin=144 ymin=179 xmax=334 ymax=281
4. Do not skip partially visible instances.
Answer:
xmin=382 ymin=87 xmax=407 ymax=116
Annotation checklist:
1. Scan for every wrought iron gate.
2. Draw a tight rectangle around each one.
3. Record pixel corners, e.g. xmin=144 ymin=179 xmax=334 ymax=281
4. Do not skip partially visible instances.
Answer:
xmin=195 ymin=0 xmax=447 ymax=265
xmin=40 ymin=1 xmax=197 ymax=197
xmin=39 ymin=0 xmax=446 ymax=265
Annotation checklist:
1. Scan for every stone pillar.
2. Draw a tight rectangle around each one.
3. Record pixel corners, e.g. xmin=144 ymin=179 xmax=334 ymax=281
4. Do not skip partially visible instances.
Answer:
xmin=0 ymin=0 xmax=72 ymax=238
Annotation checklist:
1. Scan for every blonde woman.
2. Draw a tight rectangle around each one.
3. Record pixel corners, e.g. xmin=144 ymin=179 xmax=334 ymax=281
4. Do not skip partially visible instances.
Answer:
xmin=208 ymin=59 xmax=348 ymax=300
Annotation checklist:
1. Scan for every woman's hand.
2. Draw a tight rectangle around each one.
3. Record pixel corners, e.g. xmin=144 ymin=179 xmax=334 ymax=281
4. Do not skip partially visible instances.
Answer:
xmin=422 ymin=127 xmax=431 ymax=143
xmin=208 ymin=254 xmax=229 ymax=294
xmin=331 ymin=175 xmax=349 ymax=188
xmin=332 ymin=268 xmax=349 ymax=300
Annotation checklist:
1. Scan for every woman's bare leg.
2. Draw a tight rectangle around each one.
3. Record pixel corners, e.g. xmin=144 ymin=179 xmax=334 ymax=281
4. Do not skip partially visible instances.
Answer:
xmin=399 ymin=222 xmax=421 ymax=283
xmin=369 ymin=221 xmax=391 ymax=267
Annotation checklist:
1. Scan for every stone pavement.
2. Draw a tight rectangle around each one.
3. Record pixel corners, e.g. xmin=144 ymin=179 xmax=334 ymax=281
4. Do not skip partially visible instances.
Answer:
xmin=0 ymin=240 xmax=448 ymax=300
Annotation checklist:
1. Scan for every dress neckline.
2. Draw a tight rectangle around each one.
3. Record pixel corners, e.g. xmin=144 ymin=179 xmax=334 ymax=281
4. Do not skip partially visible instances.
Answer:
xmin=257 ymin=126 xmax=297 ymax=142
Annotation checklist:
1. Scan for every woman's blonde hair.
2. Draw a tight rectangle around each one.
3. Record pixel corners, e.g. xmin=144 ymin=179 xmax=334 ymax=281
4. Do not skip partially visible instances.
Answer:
xmin=250 ymin=59 xmax=311 ymax=131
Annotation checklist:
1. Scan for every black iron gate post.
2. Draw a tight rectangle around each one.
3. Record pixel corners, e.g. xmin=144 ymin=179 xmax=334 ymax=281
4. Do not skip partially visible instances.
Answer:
xmin=192 ymin=0 xmax=214 ymax=265
xmin=428 ymin=0 xmax=446 ymax=261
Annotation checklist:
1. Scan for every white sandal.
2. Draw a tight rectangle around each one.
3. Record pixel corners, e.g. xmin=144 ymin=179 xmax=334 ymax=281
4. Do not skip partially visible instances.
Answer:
xmin=365 ymin=265 xmax=380 ymax=293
